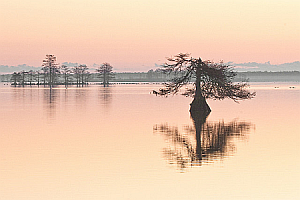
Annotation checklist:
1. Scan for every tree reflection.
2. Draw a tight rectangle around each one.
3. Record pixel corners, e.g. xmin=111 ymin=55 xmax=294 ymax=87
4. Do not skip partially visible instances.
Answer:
xmin=154 ymin=111 xmax=254 ymax=170
xmin=43 ymin=88 xmax=58 ymax=119
xmin=98 ymin=87 xmax=112 ymax=108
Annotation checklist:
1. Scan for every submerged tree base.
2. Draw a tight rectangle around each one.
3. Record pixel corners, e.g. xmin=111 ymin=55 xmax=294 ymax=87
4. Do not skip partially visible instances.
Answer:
xmin=190 ymin=97 xmax=211 ymax=121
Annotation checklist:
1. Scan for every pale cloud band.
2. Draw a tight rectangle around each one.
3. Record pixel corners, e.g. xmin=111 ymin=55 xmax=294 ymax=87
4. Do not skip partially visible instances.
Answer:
xmin=1 ymin=61 xmax=299 ymax=73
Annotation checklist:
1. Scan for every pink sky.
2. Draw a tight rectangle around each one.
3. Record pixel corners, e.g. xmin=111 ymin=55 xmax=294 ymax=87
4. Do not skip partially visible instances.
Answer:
xmin=0 ymin=0 xmax=299 ymax=71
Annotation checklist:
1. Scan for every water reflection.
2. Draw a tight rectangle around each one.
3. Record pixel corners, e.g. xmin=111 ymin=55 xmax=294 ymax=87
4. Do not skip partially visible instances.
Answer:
xmin=98 ymin=87 xmax=112 ymax=108
xmin=154 ymin=112 xmax=254 ymax=170
xmin=43 ymin=88 xmax=58 ymax=119
xmin=74 ymin=87 xmax=89 ymax=108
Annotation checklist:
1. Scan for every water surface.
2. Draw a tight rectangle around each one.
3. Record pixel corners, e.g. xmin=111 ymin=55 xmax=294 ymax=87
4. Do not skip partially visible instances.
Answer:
xmin=0 ymin=83 xmax=299 ymax=199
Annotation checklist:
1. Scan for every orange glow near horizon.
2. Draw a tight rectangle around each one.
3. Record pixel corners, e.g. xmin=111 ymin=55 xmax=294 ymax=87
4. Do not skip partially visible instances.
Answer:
xmin=0 ymin=0 xmax=299 ymax=69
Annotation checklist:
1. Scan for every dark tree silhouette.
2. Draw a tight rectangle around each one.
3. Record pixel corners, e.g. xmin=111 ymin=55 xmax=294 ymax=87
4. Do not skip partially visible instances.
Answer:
xmin=96 ymin=63 xmax=114 ymax=87
xmin=10 ymin=72 xmax=21 ymax=86
xmin=79 ymin=65 xmax=89 ymax=86
xmin=20 ymin=70 xmax=28 ymax=87
xmin=73 ymin=65 xmax=89 ymax=87
xmin=36 ymin=70 xmax=40 ymax=86
xmin=154 ymin=53 xmax=255 ymax=115
xmin=42 ymin=55 xmax=59 ymax=88
xmin=73 ymin=66 xmax=81 ymax=87
xmin=28 ymin=70 xmax=34 ymax=86
xmin=41 ymin=66 xmax=49 ymax=86
xmin=84 ymin=71 xmax=91 ymax=84
xmin=61 ymin=65 xmax=71 ymax=88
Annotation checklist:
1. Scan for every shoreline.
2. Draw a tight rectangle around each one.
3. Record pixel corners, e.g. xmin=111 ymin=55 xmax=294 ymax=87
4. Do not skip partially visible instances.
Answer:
xmin=1 ymin=71 xmax=299 ymax=83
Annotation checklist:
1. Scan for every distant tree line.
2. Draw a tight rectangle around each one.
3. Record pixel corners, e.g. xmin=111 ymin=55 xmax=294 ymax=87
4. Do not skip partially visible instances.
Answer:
xmin=6 ymin=55 xmax=181 ymax=85
xmin=9 ymin=55 xmax=115 ymax=87
xmin=4 ymin=54 xmax=299 ymax=86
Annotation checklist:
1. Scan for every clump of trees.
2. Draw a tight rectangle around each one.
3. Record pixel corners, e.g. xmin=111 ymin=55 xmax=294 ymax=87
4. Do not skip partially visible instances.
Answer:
xmin=154 ymin=53 xmax=256 ymax=115
xmin=41 ymin=55 xmax=60 ymax=88
xmin=11 ymin=72 xmax=22 ymax=86
xmin=60 ymin=65 xmax=71 ymax=88
xmin=96 ymin=63 xmax=114 ymax=87
xmin=73 ymin=65 xmax=90 ymax=87
xmin=10 ymin=55 xmax=113 ymax=87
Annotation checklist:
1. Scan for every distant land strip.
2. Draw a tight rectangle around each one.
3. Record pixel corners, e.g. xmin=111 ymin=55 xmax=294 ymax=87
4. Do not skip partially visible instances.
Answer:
xmin=1 ymin=71 xmax=299 ymax=83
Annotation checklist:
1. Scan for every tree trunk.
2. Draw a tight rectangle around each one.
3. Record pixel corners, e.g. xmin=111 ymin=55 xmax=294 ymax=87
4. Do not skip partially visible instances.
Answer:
xmin=64 ymin=73 xmax=68 ymax=89
xmin=191 ymin=103 xmax=209 ymax=163
xmin=37 ymin=73 xmax=40 ymax=87
xmin=49 ymin=67 xmax=52 ymax=89
xmin=103 ymin=71 xmax=107 ymax=87
xmin=190 ymin=96 xmax=211 ymax=117
xmin=43 ymin=73 xmax=46 ymax=87
xmin=190 ymin=71 xmax=211 ymax=117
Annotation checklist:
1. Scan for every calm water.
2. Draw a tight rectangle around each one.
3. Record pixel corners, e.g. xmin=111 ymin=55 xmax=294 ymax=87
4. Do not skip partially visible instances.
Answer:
xmin=0 ymin=82 xmax=299 ymax=200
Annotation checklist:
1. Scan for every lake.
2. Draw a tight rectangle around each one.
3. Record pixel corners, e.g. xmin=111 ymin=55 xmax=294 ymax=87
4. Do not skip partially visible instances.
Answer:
xmin=0 ymin=82 xmax=299 ymax=200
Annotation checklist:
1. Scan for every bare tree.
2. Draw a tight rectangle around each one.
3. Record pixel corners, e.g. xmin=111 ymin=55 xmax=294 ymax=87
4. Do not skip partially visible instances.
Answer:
xmin=36 ymin=70 xmax=41 ymax=86
xmin=84 ymin=71 xmax=91 ymax=85
xmin=61 ymin=65 xmax=71 ymax=88
xmin=41 ymin=66 xmax=49 ymax=86
xmin=20 ymin=70 xmax=28 ymax=87
xmin=10 ymin=72 xmax=21 ymax=86
xmin=79 ymin=64 xmax=89 ymax=86
xmin=42 ymin=55 xmax=59 ymax=88
xmin=96 ymin=63 xmax=114 ymax=87
xmin=154 ymin=53 xmax=255 ymax=115
xmin=73 ymin=66 xmax=81 ymax=87
xmin=73 ymin=65 xmax=88 ymax=87
xmin=28 ymin=70 xmax=34 ymax=86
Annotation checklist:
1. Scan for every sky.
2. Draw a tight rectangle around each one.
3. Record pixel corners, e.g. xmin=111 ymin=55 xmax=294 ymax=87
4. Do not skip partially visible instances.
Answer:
xmin=0 ymin=0 xmax=299 ymax=71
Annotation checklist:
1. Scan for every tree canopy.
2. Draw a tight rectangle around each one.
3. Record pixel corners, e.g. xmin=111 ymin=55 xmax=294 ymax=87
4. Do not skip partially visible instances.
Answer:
xmin=154 ymin=53 xmax=255 ymax=114
xmin=96 ymin=63 xmax=114 ymax=86
xmin=42 ymin=55 xmax=59 ymax=88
